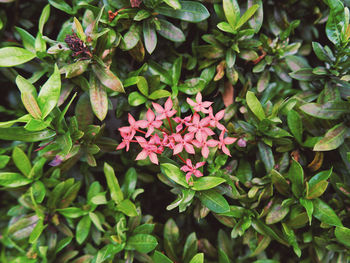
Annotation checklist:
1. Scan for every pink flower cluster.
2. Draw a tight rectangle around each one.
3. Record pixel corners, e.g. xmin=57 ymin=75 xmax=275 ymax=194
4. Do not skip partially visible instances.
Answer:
xmin=117 ymin=93 xmax=244 ymax=183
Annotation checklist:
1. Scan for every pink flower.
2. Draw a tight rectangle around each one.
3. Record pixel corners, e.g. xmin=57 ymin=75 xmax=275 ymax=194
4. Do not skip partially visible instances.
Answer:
xmin=173 ymin=115 xmax=191 ymax=133
xmin=119 ymin=113 xmax=141 ymax=134
xmin=173 ymin=133 xmax=195 ymax=155
xmin=217 ymin=131 xmax=237 ymax=156
xmin=192 ymin=135 xmax=218 ymax=158
xmin=180 ymin=159 xmax=206 ymax=182
xmin=152 ymin=97 xmax=177 ymax=120
xmin=116 ymin=131 xmax=135 ymax=151
xmin=208 ymin=108 xmax=226 ymax=131
xmin=237 ymin=138 xmax=247 ymax=147
xmin=186 ymin=92 xmax=213 ymax=114
xmin=135 ymin=136 xmax=159 ymax=164
xmin=188 ymin=113 xmax=215 ymax=141
xmin=137 ymin=108 xmax=163 ymax=137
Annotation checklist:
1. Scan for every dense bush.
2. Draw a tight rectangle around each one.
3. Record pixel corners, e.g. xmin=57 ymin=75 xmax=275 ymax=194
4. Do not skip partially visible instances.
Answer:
xmin=1 ymin=0 xmax=350 ymax=262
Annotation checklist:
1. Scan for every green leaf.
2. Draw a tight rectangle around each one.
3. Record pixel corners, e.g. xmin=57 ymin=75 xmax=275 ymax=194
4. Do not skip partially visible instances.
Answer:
xmin=335 ymin=226 xmax=350 ymax=247
xmin=163 ymin=218 xmax=179 ymax=261
xmin=155 ymin=1 xmax=209 ymax=23
xmin=152 ymin=251 xmax=173 ymax=263
xmin=116 ymin=199 xmax=138 ymax=217
xmin=148 ymin=61 xmax=173 ymax=85
xmin=0 ymin=127 xmax=55 ymax=142
xmin=300 ymin=102 xmax=350 ymax=120
xmin=246 ymin=91 xmax=265 ymax=120
xmin=0 ymin=155 xmax=10 ymax=169
xmin=92 ymin=64 xmax=124 ymax=93
xmin=161 ymin=163 xmax=189 ymax=188
xmin=89 ymin=212 xmax=104 ymax=231
xmin=325 ymin=0 xmax=345 ymax=45
xmin=95 ymin=244 xmax=124 ymax=263
xmin=0 ymin=47 xmax=36 ymax=67
xmin=56 ymin=207 xmax=85 ymax=218
xmin=157 ymin=19 xmax=185 ymax=42
xmin=270 ymin=169 xmax=289 ymax=196
xmin=76 ymin=215 xmax=91 ymax=244
xmin=189 ymin=253 xmax=204 ymax=263
xmin=288 ymin=158 xmax=304 ymax=198
xmin=312 ymin=42 xmax=332 ymax=62
xmin=31 ymin=181 xmax=46 ymax=203
xmin=258 ymin=142 xmax=275 ymax=173
xmin=266 ymin=203 xmax=289 ymax=224
xmin=39 ymin=4 xmax=50 ymax=34
xmin=192 ymin=176 xmax=226 ymax=191
xmin=196 ymin=189 xmax=230 ymax=213
xmin=48 ymin=0 xmax=74 ymax=14
xmin=282 ymin=223 xmax=301 ymax=257
xmin=223 ymin=0 xmax=240 ymax=28
xmin=61 ymin=60 xmax=90 ymax=78
xmin=225 ymin=49 xmax=236 ymax=68
xmin=121 ymin=24 xmax=140 ymax=50
xmin=104 ymin=162 xmax=124 ymax=205
xmin=126 ymin=234 xmax=158 ymax=253
xmin=309 ymin=168 xmax=332 ymax=188
xmin=0 ymin=172 xmax=32 ymax=187
xmin=235 ymin=4 xmax=259 ymax=30
xmin=133 ymin=224 xmax=155 ymax=235
xmin=37 ymin=64 xmax=61 ymax=119
xmin=183 ymin=232 xmax=198 ymax=262
xmin=143 ymin=20 xmax=157 ymax=54
xmin=29 ymin=219 xmax=46 ymax=243
xmin=55 ymin=237 xmax=73 ymax=253
xmin=15 ymin=27 xmax=36 ymax=53
xmin=313 ymin=198 xmax=343 ymax=227
xmin=12 ymin=147 xmax=32 ymax=177
xmin=306 ymin=181 xmax=328 ymax=199
xmin=90 ymin=75 xmax=108 ymax=121
xmin=236 ymin=159 xmax=252 ymax=183
xmin=73 ymin=17 xmax=86 ymax=42
xmin=287 ymin=110 xmax=303 ymax=143
xmin=314 ymin=123 xmax=347 ymax=151
xmin=162 ymin=0 xmax=181 ymax=9
xmin=148 ymin=90 xmax=172 ymax=100
xmin=289 ymin=68 xmax=314 ymax=81
xmin=299 ymin=198 xmax=313 ymax=225
xmin=128 ymin=91 xmax=147 ymax=106
xmin=248 ymin=0 xmax=263 ymax=33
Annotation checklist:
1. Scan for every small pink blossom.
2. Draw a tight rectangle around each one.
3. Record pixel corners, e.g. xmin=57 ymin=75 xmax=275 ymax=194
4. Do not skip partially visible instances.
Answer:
xmin=135 ymin=136 xmax=159 ymax=164
xmin=152 ymin=97 xmax=177 ymax=120
xmin=173 ymin=115 xmax=192 ymax=133
xmin=173 ymin=133 xmax=195 ymax=155
xmin=116 ymin=132 xmax=135 ymax=151
xmin=217 ymin=131 xmax=237 ymax=156
xmin=237 ymin=138 xmax=247 ymax=147
xmin=188 ymin=113 xmax=215 ymax=141
xmin=187 ymin=92 xmax=213 ymax=114
xmin=180 ymin=159 xmax=206 ymax=182
xmin=137 ymin=108 xmax=163 ymax=137
xmin=208 ymin=108 xmax=226 ymax=131
xmin=119 ymin=113 xmax=142 ymax=134
xmin=192 ymin=135 xmax=218 ymax=158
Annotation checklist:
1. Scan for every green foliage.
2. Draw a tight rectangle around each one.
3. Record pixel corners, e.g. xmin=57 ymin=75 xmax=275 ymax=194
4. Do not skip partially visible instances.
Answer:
xmin=1 ymin=0 xmax=350 ymax=262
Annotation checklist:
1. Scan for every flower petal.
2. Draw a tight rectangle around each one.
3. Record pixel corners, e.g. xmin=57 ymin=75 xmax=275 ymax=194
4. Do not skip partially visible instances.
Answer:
xmin=184 ymin=144 xmax=195 ymax=154
xmin=152 ymin=102 xmax=164 ymax=114
xmin=146 ymin=108 xmax=155 ymax=121
xmin=135 ymin=150 xmax=148 ymax=160
xmin=149 ymin=152 xmax=158 ymax=165
xmin=173 ymin=143 xmax=183 ymax=155
xmin=202 ymin=146 xmax=209 ymax=158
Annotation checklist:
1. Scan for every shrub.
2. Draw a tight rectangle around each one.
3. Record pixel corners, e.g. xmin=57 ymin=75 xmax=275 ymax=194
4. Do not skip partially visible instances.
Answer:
xmin=0 ymin=0 xmax=350 ymax=262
